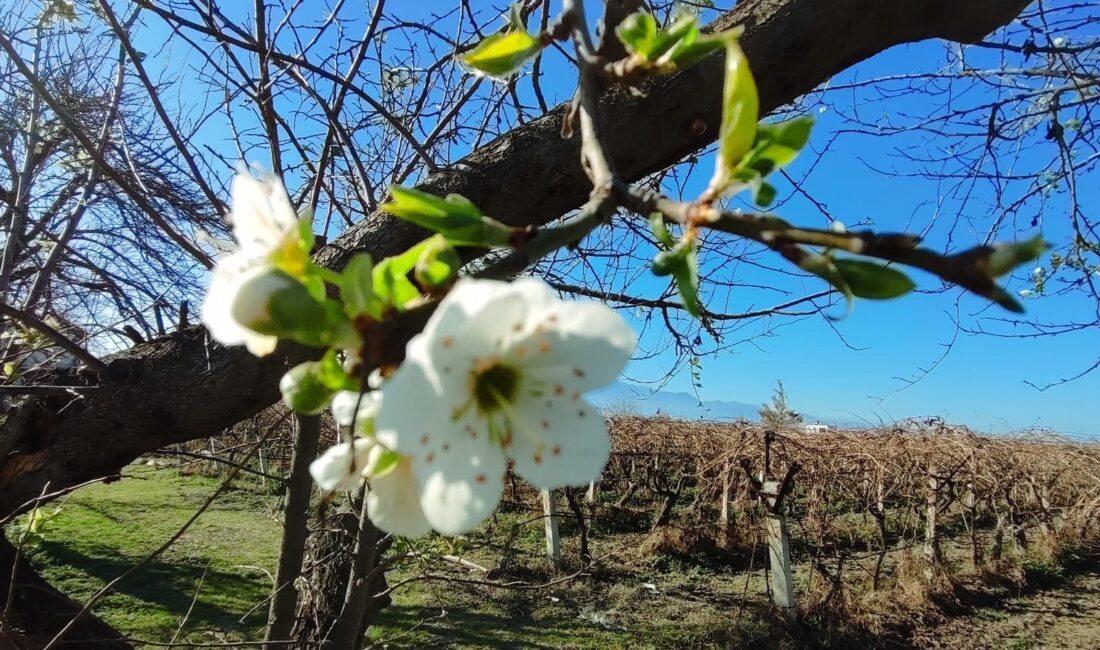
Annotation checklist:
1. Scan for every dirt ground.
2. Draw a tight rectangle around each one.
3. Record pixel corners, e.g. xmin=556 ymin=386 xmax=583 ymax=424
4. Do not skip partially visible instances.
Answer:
xmin=915 ymin=572 xmax=1100 ymax=650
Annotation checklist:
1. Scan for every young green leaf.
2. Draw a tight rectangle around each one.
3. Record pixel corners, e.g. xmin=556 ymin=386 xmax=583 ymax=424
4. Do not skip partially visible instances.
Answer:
xmin=754 ymin=181 xmax=777 ymax=208
xmin=461 ymin=30 xmax=542 ymax=78
xmin=371 ymin=239 xmax=439 ymax=311
xmin=652 ymin=239 xmax=694 ymax=276
xmin=643 ymin=13 xmax=699 ymax=61
xmin=365 ymin=447 xmax=403 ymax=479
xmin=834 ymin=259 xmax=915 ymax=299
xmin=672 ymin=245 xmax=701 ymax=318
xmin=664 ymin=35 xmax=725 ymax=69
xmin=707 ymin=39 xmax=759 ymax=197
xmin=740 ymin=116 xmax=815 ymax=177
xmin=279 ymin=362 xmax=335 ymax=414
xmin=341 ymin=253 xmax=376 ymax=318
xmin=648 ymin=212 xmax=675 ymax=247
xmin=984 ymin=235 xmax=1050 ymax=278
xmin=383 ymin=186 xmax=514 ymax=247
xmin=414 ymin=235 xmax=462 ymax=288
xmin=317 ymin=348 xmax=358 ymax=391
xmin=615 ymin=12 xmax=659 ymax=56
xmin=800 ymin=253 xmax=855 ymax=313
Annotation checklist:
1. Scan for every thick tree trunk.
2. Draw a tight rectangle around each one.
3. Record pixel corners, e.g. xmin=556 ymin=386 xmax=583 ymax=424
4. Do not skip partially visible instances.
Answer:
xmin=326 ymin=497 xmax=384 ymax=649
xmin=0 ymin=533 xmax=132 ymax=649
xmin=0 ymin=0 xmax=1031 ymax=523
xmin=292 ymin=511 xmax=357 ymax=645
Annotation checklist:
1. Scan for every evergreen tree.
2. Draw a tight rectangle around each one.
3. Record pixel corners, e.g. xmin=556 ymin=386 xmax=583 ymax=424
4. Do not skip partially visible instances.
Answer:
xmin=759 ymin=380 xmax=802 ymax=429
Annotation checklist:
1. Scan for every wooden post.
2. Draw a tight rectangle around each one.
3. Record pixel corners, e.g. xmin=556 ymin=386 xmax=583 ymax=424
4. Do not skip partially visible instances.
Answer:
xmin=541 ymin=488 xmax=561 ymax=569
xmin=762 ymin=480 xmax=796 ymax=623
xmin=719 ymin=463 xmax=732 ymax=526
xmin=924 ymin=468 xmax=941 ymax=584
xmin=257 ymin=442 xmax=271 ymax=486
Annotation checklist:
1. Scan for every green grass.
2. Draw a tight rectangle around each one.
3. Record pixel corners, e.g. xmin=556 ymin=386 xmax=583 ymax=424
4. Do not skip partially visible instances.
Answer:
xmin=22 ymin=467 xmax=281 ymax=644
xmin=17 ymin=468 xmax=784 ymax=648
xmin=25 ymin=467 xmax=1083 ymax=649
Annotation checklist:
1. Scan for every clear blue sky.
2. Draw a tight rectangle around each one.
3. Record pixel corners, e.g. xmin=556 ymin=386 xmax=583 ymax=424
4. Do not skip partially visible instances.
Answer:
xmin=126 ymin=1 xmax=1098 ymax=436
xmin=621 ymin=38 xmax=1099 ymax=437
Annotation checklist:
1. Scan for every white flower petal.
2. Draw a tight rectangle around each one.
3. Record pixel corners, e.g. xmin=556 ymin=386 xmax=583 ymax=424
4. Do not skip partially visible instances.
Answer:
xmin=413 ymin=434 xmax=506 ymax=536
xmin=200 ymin=254 xmax=279 ymax=356
xmin=374 ymin=362 xmax=450 ymax=455
xmin=229 ymin=173 xmax=298 ymax=252
xmin=507 ymin=395 xmax=610 ymax=489
xmin=309 ymin=439 xmax=374 ymax=492
xmin=331 ymin=391 xmax=381 ymax=431
xmin=243 ymin=333 xmax=279 ymax=357
xmin=517 ymin=300 xmax=635 ymax=392
xmin=367 ymin=455 xmax=431 ymax=537
xmin=402 ymin=280 xmax=532 ymax=393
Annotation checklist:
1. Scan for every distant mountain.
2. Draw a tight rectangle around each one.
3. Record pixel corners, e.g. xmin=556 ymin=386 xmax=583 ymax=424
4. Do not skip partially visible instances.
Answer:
xmin=589 ymin=380 xmax=836 ymax=425
xmin=589 ymin=381 xmax=749 ymax=421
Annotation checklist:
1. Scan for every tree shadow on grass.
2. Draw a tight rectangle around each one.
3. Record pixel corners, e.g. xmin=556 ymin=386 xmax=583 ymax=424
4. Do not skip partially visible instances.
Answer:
xmin=28 ymin=539 xmax=270 ymax=639
xmin=374 ymin=605 xmax=630 ymax=649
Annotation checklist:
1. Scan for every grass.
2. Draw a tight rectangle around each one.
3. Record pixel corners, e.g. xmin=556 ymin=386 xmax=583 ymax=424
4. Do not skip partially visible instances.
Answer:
xmin=18 ymin=467 xmax=793 ymax=648
xmin=21 ymin=467 xmax=282 ymax=644
xmin=17 ymin=466 xmax=1098 ymax=649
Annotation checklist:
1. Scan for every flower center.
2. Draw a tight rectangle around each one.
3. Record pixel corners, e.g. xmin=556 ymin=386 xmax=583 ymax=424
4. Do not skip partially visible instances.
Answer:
xmin=472 ymin=362 xmax=520 ymax=415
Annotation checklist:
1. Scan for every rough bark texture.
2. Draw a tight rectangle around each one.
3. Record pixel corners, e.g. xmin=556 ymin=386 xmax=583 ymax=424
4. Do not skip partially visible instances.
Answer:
xmin=0 ymin=0 xmax=1030 ymax=522
xmin=265 ymin=414 xmax=321 ymax=648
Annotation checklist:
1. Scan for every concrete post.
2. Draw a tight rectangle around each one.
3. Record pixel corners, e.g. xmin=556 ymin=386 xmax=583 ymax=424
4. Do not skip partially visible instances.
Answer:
xmin=541 ymin=488 xmax=561 ymax=569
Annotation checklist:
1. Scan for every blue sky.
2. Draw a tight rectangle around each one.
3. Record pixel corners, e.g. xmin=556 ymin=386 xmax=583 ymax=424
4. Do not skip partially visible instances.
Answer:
xmin=122 ymin=1 xmax=1098 ymax=436
xmin=620 ymin=38 xmax=1099 ymax=436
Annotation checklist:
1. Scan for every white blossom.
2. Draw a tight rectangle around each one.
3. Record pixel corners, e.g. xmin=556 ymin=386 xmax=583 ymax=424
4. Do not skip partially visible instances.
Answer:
xmin=829 ymin=220 xmax=846 ymax=233
xmin=375 ymin=278 xmax=636 ymax=536
xmin=200 ymin=173 xmax=303 ymax=357
xmin=312 ymin=391 xmax=431 ymax=536
xmin=331 ymin=390 xmax=381 ymax=433
xmin=1032 ymin=266 xmax=1045 ymax=279
xmin=1018 ymin=288 xmax=1034 ymax=298
xmin=310 ymin=438 xmax=375 ymax=493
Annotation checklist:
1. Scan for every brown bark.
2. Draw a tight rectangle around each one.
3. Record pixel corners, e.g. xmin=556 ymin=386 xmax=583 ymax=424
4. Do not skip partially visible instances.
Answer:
xmin=264 ymin=414 xmax=321 ymax=648
xmin=0 ymin=0 xmax=1030 ymax=521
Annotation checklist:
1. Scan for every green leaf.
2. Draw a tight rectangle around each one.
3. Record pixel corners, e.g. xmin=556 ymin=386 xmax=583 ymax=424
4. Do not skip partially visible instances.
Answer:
xmin=279 ymin=362 xmax=336 ymax=415
xmin=644 ymin=13 xmax=699 ymax=61
xmin=754 ymin=181 xmax=777 ymax=208
xmin=317 ymin=349 xmax=358 ymax=391
xmin=800 ymin=253 xmax=855 ymax=314
xmin=372 ymin=240 xmax=434 ymax=311
xmin=708 ymin=39 xmax=759 ymax=196
xmin=664 ymin=35 xmax=725 ymax=69
xmin=834 ymin=259 xmax=915 ymax=299
xmin=740 ymin=116 xmax=815 ymax=177
xmin=341 ymin=253 xmax=375 ymax=318
xmin=461 ymin=30 xmax=542 ymax=78
xmin=233 ymin=269 xmax=354 ymax=348
xmin=383 ymin=186 xmax=513 ymax=247
xmin=984 ymin=235 xmax=1050 ymax=278
xmin=365 ymin=447 xmax=403 ymax=479
xmin=414 ymin=236 xmax=462 ymax=288
xmin=301 ymin=274 xmax=326 ymax=302
xmin=672 ymin=246 xmax=701 ymax=318
xmin=649 ymin=212 xmax=675 ymax=247
xmin=618 ymin=11 xmax=719 ymax=66
xmin=652 ymin=239 xmax=694 ymax=276
xmin=615 ymin=12 xmax=659 ymax=57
